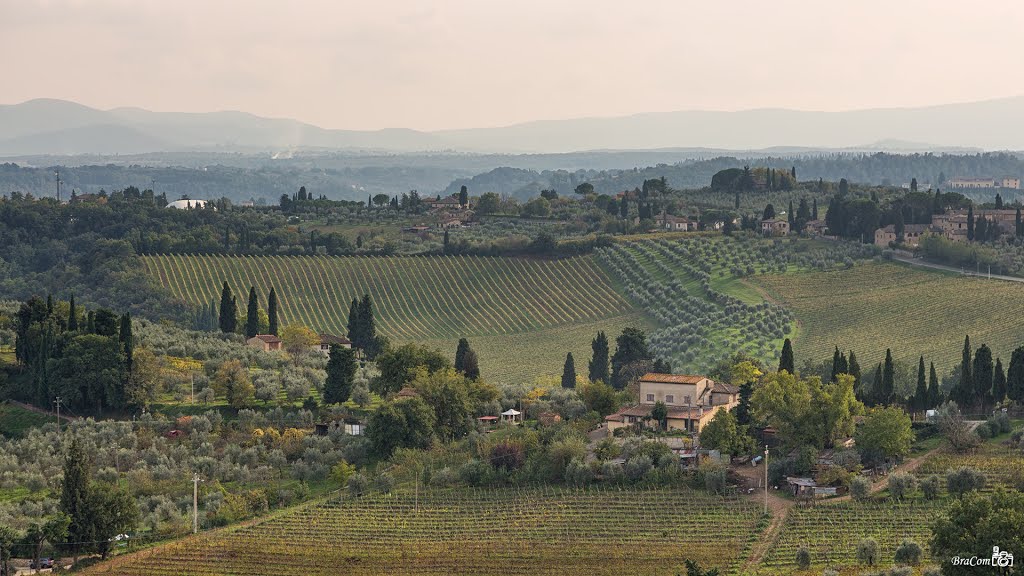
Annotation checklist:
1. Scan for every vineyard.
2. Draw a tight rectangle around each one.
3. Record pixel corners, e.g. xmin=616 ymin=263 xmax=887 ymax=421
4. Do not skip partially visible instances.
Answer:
xmin=761 ymin=501 xmax=946 ymax=572
xmin=755 ymin=261 xmax=1024 ymax=372
xmin=915 ymin=442 xmax=1024 ymax=490
xmin=82 ymin=488 xmax=766 ymax=576
xmin=142 ymin=254 xmax=643 ymax=384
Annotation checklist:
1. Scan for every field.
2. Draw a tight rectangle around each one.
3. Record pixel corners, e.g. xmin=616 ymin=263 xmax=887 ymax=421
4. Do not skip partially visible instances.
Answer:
xmin=142 ymin=254 xmax=648 ymax=384
xmin=0 ymin=402 xmax=54 ymax=438
xmin=914 ymin=433 xmax=1024 ymax=490
xmin=82 ymin=488 xmax=766 ymax=576
xmin=755 ymin=261 xmax=1024 ymax=373
xmin=761 ymin=501 xmax=945 ymax=572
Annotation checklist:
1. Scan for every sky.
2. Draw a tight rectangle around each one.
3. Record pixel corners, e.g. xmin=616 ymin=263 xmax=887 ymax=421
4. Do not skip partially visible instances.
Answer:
xmin=3 ymin=0 xmax=1024 ymax=131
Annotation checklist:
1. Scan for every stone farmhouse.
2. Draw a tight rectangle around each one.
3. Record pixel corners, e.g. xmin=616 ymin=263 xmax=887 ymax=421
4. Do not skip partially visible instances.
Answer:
xmin=605 ymin=373 xmax=739 ymax=435
xmin=761 ymin=219 xmax=789 ymax=236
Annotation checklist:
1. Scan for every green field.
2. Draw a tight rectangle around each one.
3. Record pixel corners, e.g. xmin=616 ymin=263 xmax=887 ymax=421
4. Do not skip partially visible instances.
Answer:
xmin=142 ymin=254 xmax=649 ymax=384
xmin=755 ymin=261 xmax=1024 ymax=373
xmin=81 ymin=488 xmax=766 ymax=576
xmin=0 ymin=402 xmax=54 ymax=438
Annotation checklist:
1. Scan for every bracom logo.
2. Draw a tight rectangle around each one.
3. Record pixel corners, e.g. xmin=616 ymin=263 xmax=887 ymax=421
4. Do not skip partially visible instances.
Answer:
xmin=951 ymin=546 xmax=1014 ymax=568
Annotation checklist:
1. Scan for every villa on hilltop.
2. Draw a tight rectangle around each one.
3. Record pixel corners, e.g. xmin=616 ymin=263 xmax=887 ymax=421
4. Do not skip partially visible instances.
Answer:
xmin=605 ymin=373 xmax=739 ymax=435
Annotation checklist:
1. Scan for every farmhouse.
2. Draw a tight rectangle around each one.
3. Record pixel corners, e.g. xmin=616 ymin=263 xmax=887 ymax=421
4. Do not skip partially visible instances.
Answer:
xmin=69 ymin=192 xmax=107 ymax=205
xmin=804 ymin=219 xmax=827 ymax=235
xmin=312 ymin=333 xmax=351 ymax=357
xmin=931 ymin=208 xmax=1019 ymax=241
xmin=605 ymin=373 xmax=739 ymax=434
xmin=246 ymin=334 xmax=282 ymax=352
xmin=761 ymin=219 xmax=789 ymax=236
xmin=873 ymin=224 xmax=929 ymax=247
xmin=948 ymin=177 xmax=1020 ymax=189
xmin=425 ymin=195 xmax=465 ymax=211
xmin=656 ymin=212 xmax=692 ymax=231
xmin=166 ymin=199 xmax=210 ymax=209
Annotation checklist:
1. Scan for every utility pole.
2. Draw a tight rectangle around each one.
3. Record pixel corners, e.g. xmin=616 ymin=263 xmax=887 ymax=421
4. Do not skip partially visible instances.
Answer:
xmin=764 ymin=444 xmax=769 ymax=515
xmin=192 ymin=473 xmax=202 ymax=534
xmin=54 ymin=397 xmax=62 ymax=433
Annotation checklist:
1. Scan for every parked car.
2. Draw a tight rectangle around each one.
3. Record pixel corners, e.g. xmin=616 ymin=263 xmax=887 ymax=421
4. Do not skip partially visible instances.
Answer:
xmin=30 ymin=557 xmax=54 ymax=569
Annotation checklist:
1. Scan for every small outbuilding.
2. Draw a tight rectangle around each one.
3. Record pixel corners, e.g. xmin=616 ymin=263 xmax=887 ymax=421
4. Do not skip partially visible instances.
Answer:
xmin=500 ymin=409 xmax=522 ymax=425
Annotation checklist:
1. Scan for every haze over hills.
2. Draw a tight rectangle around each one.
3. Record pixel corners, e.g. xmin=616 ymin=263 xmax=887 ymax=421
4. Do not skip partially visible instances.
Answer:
xmin=3 ymin=97 xmax=1024 ymax=156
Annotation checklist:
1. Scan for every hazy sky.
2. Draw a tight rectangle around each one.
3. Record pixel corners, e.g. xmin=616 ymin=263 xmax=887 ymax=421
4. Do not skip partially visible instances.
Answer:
xmin=3 ymin=0 xmax=1024 ymax=131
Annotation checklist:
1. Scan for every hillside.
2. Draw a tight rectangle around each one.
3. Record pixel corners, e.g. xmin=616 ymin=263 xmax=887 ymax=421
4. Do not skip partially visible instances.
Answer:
xmin=141 ymin=254 xmax=650 ymax=384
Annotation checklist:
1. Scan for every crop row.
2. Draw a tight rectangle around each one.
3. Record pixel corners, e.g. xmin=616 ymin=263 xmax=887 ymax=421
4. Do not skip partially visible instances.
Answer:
xmin=142 ymin=254 xmax=632 ymax=340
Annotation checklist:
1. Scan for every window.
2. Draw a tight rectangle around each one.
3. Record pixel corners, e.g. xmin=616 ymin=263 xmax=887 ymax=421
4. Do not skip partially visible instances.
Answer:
xmin=646 ymin=393 xmax=655 ymax=402
xmin=665 ymin=394 xmax=674 ymax=404
xmin=684 ymin=395 xmax=691 ymax=405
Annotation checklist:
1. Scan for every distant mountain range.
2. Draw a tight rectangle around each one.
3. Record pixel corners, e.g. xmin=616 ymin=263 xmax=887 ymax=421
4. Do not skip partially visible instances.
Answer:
xmin=3 ymin=97 xmax=1024 ymax=155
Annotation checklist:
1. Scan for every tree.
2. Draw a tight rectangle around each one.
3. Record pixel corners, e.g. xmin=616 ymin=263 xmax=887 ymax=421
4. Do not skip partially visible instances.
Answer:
xmin=778 ymin=338 xmax=794 ymax=374
xmin=475 ymin=192 xmax=501 ymax=215
xmin=855 ymin=407 xmax=914 ymax=465
xmin=967 ymin=204 xmax=975 ymax=241
xmin=930 ymin=490 xmax=1024 ymax=575
xmin=881 ymin=348 xmax=895 ymax=405
xmin=561 ymin=353 xmax=576 ymax=389
xmin=972 ymin=343 xmax=994 ymax=408
xmin=60 ymin=437 xmax=91 ymax=557
xmin=26 ymin=514 xmax=69 ymax=574
xmin=125 ymin=347 xmax=160 ymax=409
xmin=119 ymin=312 xmax=133 ymax=371
xmin=812 ymin=198 xmax=818 ymax=220
xmin=992 ymin=357 xmax=1007 ymax=404
xmin=848 ymin=350 xmax=861 ymax=388
xmin=856 ymin=538 xmax=879 ymax=566
xmin=650 ymin=401 xmax=668 ymax=431
xmin=87 ymin=484 xmax=139 ymax=559
xmin=762 ymin=203 xmax=776 ymax=220
xmin=683 ymin=559 xmax=720 ymax=576
xmin=954 ymin=335 xmax=973 ymax=406
xmin=412 ymin=368 xmax=473 ymax=441
xmin=346 ymin=298 xmax=360 ymax=345
xmin=245 ymin=286 xmax=259 ymax=338
xmin=573 ymin=182 xmax=594 ymax=196
xmin=913 ymin=356 xmax=928 ymax=411
xmin=462 ymin=349 xmax=480 ymax=380
xmin=910 ymin=177 xmax=918 ymax=192
xmin=610 ymin=327 xmax=652 ymax=389
xmin=324 ymin=345 xmax=357 ymax=404
xmin=888 ymin=472 xmax=917 ymax=500
xmin=995 ymin=192 xmax=1003 ymax=209
xmin=752 ymin=372 xmax=862 ymax=449
xmin=700 ymin=409 xmax=754 ymax=456
xmin=588 ymin=331 xmax=610 ymax=384
xmin=1017 ymin=207 xmax=1022 ymax=238
xmin=367 ymin=397 xmax=435 ymax=458
xmin=454 ymin=338 xmax=470 ymax=373
xmin=279 ymin=324 xmax=319 ymax=363
xmin=68 ymin=293 xmax=78 ymax=331
xmin=356 ymin=295 xmax=378 ymax=356
xmin=218 ymin=282 xmax=237 ymax=333
xmin=928 ymin=361 xmax=942 ymax=408
xmin=372 ymin=193 xmax=390 ymax=207
xmin=267 ymin=287 xmax=279 ymax=335
xmin=372 ymin=343 xmax=450 ymax=396
xmin=1007 ymin=346 xmax=1024 ymax=403
xmin=458 ymin=185 xmax=469 ymax=207
xmin=579 ymin=380 xmax=619 ymax=417
xmin=213 ymin=360 xmax=255 ymax=409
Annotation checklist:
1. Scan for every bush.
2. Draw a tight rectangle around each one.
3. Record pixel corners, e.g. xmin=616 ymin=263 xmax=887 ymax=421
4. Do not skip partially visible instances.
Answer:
xmin=459 ymin=459 xmax=492 ymax=487
xmin=330 ymin=460 xmax=356 ymax=486
xmin=347 ymin=472 xmax=368 ymax=497
xmin=699 ymin=459 xmax=727 ymax=495
xmin=976 ymin=422 xmax=993 ymax=439
xmin=856 ymin=538 xmax=879 ymax=566
xmin=894 ymin=540 xmax=922 ymax=566
xmin=490 ymin=441 xmax=525 ymax=472
xmin=795 ymin=545 xmax=811 ymax=569
xmin=946 ymin=466 xmax=986 ymax=496
xmin=429 ymin=467 xmax=458 ymax=487
xmin=564 ymin=459 xmax=594 ymax=486
xmin=851 ymin=476 xmax=871 ymax=501
xmin=920 ymin=475 xmax=941 ymax=500
xmin=375 ymin=472 xmax=395 ymax=494
xmin=922 ymin=567 xmax=941 ymax=576
xmin=821 ymin=569 xmax=839 ymax=576
xmin=988 ymin=412 xmax=1011 ymax=435
xmin=887 ymin=472 xmax=917 ymax=500
xmin=623 ymin=455 xmax=653 ymax=482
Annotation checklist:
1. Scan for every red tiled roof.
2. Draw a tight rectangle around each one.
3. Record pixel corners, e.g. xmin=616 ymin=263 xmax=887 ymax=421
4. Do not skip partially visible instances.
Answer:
xmin=712 ymin=382 xmax=739 ymax=394
xmin=253 ymin=334 xmax=281 ymax=344
xmin=639 ymin=373 xmax=706 ymax=384
xmin=319 ymin=333 xmax=351 ymax=345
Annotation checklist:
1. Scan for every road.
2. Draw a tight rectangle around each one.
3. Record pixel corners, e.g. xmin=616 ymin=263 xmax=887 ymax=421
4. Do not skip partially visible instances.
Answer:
xmin=891 ymin=255 xmax=1024 ymax=283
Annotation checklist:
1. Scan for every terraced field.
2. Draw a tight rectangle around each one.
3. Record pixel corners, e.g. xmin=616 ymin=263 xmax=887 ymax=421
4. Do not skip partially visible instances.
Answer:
xmin=83 ymin=488 xmax=766 ymax=576
xmin=142 ymin=254 xmax=648 ymax=384
xmin=756 ymin=261 xmax=1024 ymax=372
xmin=762 ymin=501 xmax=946 ymax=572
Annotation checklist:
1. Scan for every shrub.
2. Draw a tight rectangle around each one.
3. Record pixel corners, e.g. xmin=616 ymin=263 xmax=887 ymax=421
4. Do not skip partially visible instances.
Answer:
xmin=564 ymin=459 xmax=594 ymax=486
xmin=893 ymin=540 xmax=922 ymax=566
xmin=699 ymin=459 xmax=727 ymax=495
xmin=946 ymin=466 xmax=986 ymax=496
xmin=375 ymin=472 xmax=395 ymax=494
xmin=922 ymin=567 xmax=941 ymax=576
xmin=920 ymin=475 xmax=941 ymax=500
xmin=821 ymin=569 xmax=839 ymax=576
xmin=623 ymin=455 xmax=653 ymax=482
xmin=976 ymin=422 xmax=993 ymax=440
xmin=887 ymin=472 xmax=917 ymax=500
xmin=330 ymin=461 xmax=356 ymax=486
xmin=459 ymin=459 xmax=492 ymax=487
xmin=988 ymin=412 xmax=1011 ymax=435
xmin=490 ymin=441 xmax=525 ymax=472
xmin=795 ymin=545 xmax=811 ymax=569
xmin=851 ymin=476 xmax=871 ymax=501
xmin=347 ymin=472 xmax=368 ymax=497
xmin=429 ymin=467 xmax=458 ymax=487
xmin=856 ymin=538 xmax=879 ymax=566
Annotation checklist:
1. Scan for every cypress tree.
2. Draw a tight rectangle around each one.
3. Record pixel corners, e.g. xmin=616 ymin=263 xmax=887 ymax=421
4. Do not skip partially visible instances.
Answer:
xmin=60 ymin=437 xmax=91 ymax=555
xmin=881 ymin=349 xmax=895 ymax=405
xmin=1016 ymin=207 xmax=1022 ymax=238
xmin=871 ymin=363 xmax=883 ymax=406
xmin=995 ymin=193 xmax=1003 ymax=209
xmin=323 ymin=345 xmax=357 ymax=404
xmin=787 ymin=200 xmax=795 ymax=227
xmin=561 ymin=352 xmax=576 ymax=389
xmin=972 ymin=344 xmax=994 ymax=409
xmin=119 ymin=313 xmax=134 ymax=371
xmin=778 ymin=338 xmax=794 ymax=374
xmin=848 ymin=350 xmax=861 ymax=388
xmin=218 ymin=282 xmax=236 ymax=334
xmin=245 ymin=286 xmax=259 ymax=338
xmin=735 ymin=382 xmax=753 ymax=425
xmin=87 ymin=310 xmax=95 ymax=334
xmin=455 ymin=338 xmax=470 ymax=373
xmin=589 ymin=331 xmax=610 ymax=384
xmin=357 ymin=294 xmax=376 ymax=351
xmin=68 ymin=294 xmax=78 ymax=331
xmin=812 ymin=198 xmax=818 ymax=220
xmin=346 ymin=298 xmax=360 ymax=347
xmin=46 ymin=294 xmax=53 ymax=315
xmin=1007 ymin=346 xmax=1024 ymax=403
xmin=958 ymin=335 xmax=972 ymax=405
xmin=926 ymin=362 xmax=940 ymax=408
xmin=913 ymin=356 xmax=927 ymax=411
xmin=831 ymin=346 xmax=842 ymax=382
xmin=267 ymin=288 xmax=279 ymax=336
xmin=463 ymin=349 xmax=480 ymax=380
xmin=993 ymin=357 xmax=1007 ymax=404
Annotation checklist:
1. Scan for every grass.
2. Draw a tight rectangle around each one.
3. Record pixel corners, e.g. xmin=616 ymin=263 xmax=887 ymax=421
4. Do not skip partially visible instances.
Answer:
xmin=80 ymin=487 xmax=766 ymax=576
xmin=755 ymin=261 xmax=1024 ymax=373
xmin=0 ymin=402 xmax=54 ymax=438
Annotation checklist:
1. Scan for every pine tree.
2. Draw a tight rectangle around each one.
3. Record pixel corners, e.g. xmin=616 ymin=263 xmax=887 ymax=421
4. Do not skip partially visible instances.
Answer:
xmin=323 ymin=345 xmax=357 ymax=404
xmin=346 ymin=298 xmax=360 ymax=347
xmin=928 ymin=362 xmax=941 ymax=408
xmin=68 ymin=294 xmax=78 ymax=331
xmin=119 ymin=313 xmax=133 ymax=371
xmin=267 ymin=287 xmax=279 ymax=336
xmin=882 ymin=349 xmax=895 ymax=405
xmin=778 ymin=338 xmax=794 ymax=374
xmin=463 ymin=349 xmax=480 ymax=380
xmin=913 ymin=356 xmax=927 ymax=411
xmin=589 ymin=331 xmax=610 ymax=384
xmin=993 ymin=357 xmax=1007 ymax=404
xmin=561 ymin=352 xmax=576 ymax=389
xmin=455 ymin=338 xmax=470 ymax=373
xmin=218 ymin=282 xmax=236 ymax=334
xmin=245 ymin=286 xmax=259 ymax=338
